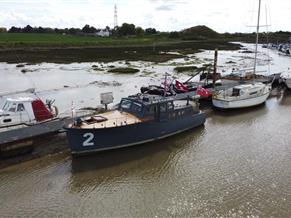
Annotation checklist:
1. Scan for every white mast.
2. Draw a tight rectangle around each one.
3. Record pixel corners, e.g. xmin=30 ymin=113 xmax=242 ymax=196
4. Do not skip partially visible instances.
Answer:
xmin=114 ymin=4 xmax=118 ymax=28
xmin=253 ymin=0 xmax=262 ymax=76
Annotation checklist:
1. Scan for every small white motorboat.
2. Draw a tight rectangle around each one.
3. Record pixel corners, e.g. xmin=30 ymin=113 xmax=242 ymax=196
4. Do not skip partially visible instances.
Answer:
xmin=0 ymin=96 xmax=66 ymax=154
xmin=280 ymin=69 xmax=291 ymax=89
xmin=212 ymin=82 xmax=271 ymax=109
xmin=0 ymin=96 xmax=58 ymax=130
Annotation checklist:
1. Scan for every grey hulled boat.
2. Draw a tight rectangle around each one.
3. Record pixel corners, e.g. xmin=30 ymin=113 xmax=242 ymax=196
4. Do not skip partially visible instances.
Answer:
xmin=65 ymin=94 xmax=206 ymax=155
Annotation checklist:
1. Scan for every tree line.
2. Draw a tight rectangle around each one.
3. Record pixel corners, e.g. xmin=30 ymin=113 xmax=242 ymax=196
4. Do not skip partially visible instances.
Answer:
xmin=4 ymin=24 xmax=290 ymax=42
xmin=7 ymin=23 xmax=158 ymax=36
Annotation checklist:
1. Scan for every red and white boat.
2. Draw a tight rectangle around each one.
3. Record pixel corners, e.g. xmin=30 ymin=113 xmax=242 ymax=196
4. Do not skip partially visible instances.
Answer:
xmin=0 ymin=96 xmax=58 ymax=129
xmin=0 ymin=95 xmax=66 ymax=153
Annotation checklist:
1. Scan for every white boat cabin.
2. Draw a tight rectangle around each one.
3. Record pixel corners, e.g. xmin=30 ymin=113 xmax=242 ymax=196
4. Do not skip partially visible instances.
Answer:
xmin=218 ymin=83 xmax=268 ymax=100
xmin=212 ymin=82 xmax=271 ymax=109
xmin=0 ymin=97 xmax=54 ymax=127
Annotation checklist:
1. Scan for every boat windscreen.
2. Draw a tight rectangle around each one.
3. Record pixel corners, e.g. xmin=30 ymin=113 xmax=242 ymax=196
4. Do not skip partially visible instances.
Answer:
xmin=131 ymin=102 xmax=142 ymax=113
xmin=232 ymin=88 xmax=240 ymax=97
xmin=120 ymin=99 xmax=132 ymax=110
xmin=2 ymin=102 xmax=9 ymax=111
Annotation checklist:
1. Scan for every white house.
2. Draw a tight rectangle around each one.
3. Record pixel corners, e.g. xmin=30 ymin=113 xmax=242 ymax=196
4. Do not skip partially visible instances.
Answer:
xmin=95 ymin=30 xmax=110 ymax=37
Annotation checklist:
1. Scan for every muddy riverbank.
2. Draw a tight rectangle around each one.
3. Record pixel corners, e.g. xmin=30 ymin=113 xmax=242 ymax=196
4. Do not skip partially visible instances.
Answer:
xmin=0 ymin=133 xmax=69 ymax=170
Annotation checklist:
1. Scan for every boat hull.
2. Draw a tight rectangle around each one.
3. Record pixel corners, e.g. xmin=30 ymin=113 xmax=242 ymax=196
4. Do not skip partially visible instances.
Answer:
xmin=65 ymin=112 xmax=206 ymax=155
xmin=284 ymin=79 xmax=291 ymax=89
xmin=212 ymin=91 xmax=270 ymax=109
xmin=0 ymin=118 xmax=67 ymax=146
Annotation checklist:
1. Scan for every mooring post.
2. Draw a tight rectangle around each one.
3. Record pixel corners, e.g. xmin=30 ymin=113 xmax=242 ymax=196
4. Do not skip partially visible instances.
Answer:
xmin=213 ymin=49 xmax=218 ymax=90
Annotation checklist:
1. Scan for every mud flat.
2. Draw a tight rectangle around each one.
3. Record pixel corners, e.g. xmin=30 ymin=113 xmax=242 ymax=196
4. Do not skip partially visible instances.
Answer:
xmin=0 ymin=133 xmax=69 ymax=170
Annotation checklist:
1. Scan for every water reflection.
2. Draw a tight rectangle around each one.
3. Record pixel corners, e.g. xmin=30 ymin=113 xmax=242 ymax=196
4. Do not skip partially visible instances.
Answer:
xmin=279 ymin=89 xmax=291 ymax=106
xmin=208 ymin=103 xmax=268 ymax=125
xmin=1 ymin=96 xmax=291 ymax=217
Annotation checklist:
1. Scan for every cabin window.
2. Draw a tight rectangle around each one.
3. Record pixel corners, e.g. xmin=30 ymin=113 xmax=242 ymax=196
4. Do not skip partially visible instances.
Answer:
xmin=131 ymin=102 xmax=142 ymax=113
xmin=232 ymin=88 xmax=240 ymax=97
xmin=3 ymin=102 xmax=9 ymax=111
xmin=17 ymin=103 xmax=25 ymax=112
xmin=160 ymin=103 xmax=167 ymax=112
xmin=249 ymin=91 xmax=258 ymax=95
xmin=3 ymin=118 xmax=12 ymax=123
xmin=170 ymin=112 xmax=176 ymax=119
xmin=167 ymin=102 xmax=174 ymax=110
xmin=8 ymin=103 xmax=17 ymax=112
xmin=145 ymin=105 xmax=157 ymax=116
xmin=120 ymin=99 xmax=132 ymax=110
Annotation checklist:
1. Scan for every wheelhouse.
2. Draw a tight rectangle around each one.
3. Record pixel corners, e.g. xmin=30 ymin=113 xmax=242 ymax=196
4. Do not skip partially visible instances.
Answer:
xmin=118 ymin=95 xmax=198 ymax=122
xmin=0 ymin=97 xmax=54 ymax=127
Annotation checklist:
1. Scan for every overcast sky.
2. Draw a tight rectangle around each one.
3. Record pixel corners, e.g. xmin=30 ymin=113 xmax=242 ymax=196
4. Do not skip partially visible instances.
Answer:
xmin=0 ymin=0 xmax=290 ymax=33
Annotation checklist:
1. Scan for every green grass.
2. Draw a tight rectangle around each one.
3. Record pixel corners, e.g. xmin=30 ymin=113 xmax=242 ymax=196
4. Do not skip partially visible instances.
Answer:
xmin=0 ymin=33 xmax=176 ymax=47
xmin=0 ymin=33 xmax=241 ymax=63
xmin=108 ymin=67 xmax=139 ymax=74
xmin=174 ymin=66 xmax=198 ymax=73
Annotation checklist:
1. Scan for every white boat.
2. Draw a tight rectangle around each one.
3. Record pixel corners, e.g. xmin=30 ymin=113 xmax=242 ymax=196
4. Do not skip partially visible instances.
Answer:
xmin=285 ymin=78 xmax=291 ymax=89
xmin=280 ymin=69 xmax=291 ymax=89
xmin=0 ymin=96 xmax=67 ymax=152
xmin=212 ymin=0 xmax=272 ymax=109
xmin=212 ymin=83 xmax=271 ymax=109
xmin=0 ymin=96 xmax=58 ymax=130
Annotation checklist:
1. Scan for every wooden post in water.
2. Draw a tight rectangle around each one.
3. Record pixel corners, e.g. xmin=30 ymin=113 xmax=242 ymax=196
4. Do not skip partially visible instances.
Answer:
xmin=213 ymin=49 xmax=218 ymax=89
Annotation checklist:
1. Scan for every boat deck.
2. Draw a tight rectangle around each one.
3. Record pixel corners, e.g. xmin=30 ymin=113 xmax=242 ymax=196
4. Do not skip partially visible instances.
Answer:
xmin=78 ymin=111 xmax=142 ymax=129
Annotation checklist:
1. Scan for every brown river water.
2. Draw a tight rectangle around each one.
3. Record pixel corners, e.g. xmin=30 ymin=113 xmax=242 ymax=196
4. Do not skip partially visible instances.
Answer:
xmin=0 ymin=92 xmax=291 ymax=217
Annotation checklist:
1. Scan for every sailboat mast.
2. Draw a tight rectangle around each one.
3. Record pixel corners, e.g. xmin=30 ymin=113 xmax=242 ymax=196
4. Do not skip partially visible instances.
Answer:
xmin=253 ymin=0 xmax=262 ymax=76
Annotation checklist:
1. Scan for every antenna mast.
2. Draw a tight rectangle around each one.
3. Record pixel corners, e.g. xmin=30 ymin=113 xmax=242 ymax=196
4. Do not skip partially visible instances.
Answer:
xmin=114 ymin=4 xmax=118 ymax=28
xmin=253 ymin=0 xmax=261 ymax=77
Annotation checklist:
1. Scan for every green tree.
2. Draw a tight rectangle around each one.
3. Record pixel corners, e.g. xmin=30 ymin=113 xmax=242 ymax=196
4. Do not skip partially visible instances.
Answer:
xmin=145 ymin=28 xmax=157 ymax=35
xmin=118 ymin=23 xmax=136 ymax=36
xmin=0 ymin=27 xmax=7 ymax=33
xmin=23 ymin=25 xmax=33 ymax=33
xmin=82 ymin=24 xmax=97 ymax=33
xmin=135 ymin=27 xmax=144 ymax=36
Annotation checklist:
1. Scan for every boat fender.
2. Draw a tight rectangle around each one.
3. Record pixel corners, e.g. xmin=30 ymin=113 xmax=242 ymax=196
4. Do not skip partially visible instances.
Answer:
xmin=53 ymin=106 xmax=59 ymax=117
